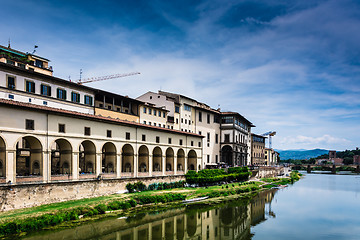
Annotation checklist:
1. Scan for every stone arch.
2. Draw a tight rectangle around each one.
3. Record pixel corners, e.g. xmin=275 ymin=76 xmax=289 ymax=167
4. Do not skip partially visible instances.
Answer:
xmin=16 ymin=136 xmax=43 ymax=177
xmin=187 ymin=150 xmax=197 ymax=171
xmin=152 ymin=147 xmax=162 ymax=172
xmin=176 ymin=216 xmax=185 ymax=240
xmin=166 ymin=147 xmax=174 ymax=171
xmin=79 ymin=140 xmax=96 ymax=174
xmin=122 ymin=144 xmax=134 ymax=173
xmin=0 ymin=136 xmax=5 ymax=177
xmin=221 ymin=145 xmax=233 ymax=167
xmin=138 ymin=145 xmax=149 ymax=173
xmin=186 ymin=213 xmax=197 ymax=237
xmin=51 ymin=139 xmax=72 ymax=176
xmin=177 ymin=149 xmax=185 ymax=172
xmin=102 ymin=142 xmax=117 ymax=174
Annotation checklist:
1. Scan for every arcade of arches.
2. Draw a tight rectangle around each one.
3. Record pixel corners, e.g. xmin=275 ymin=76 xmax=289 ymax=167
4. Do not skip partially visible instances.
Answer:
xmin=0 ymin=135 xmax=200 ymax=184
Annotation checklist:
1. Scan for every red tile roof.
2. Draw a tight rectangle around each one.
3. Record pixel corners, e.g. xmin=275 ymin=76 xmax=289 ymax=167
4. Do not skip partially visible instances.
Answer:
xmin=0 ymin=99 xmax=203 ymax=137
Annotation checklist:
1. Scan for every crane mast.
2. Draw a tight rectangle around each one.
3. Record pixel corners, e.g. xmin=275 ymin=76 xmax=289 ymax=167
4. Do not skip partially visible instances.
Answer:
xmin=76 ymin=72 xmax=140 ymax=85
xmin=261 ymin=131 xmax=276 ymax=149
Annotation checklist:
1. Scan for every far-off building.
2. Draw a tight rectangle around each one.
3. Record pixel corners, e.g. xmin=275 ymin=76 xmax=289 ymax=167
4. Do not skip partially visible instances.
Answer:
xmin=251 ymin=134 xmax=266 ymax=166
xmin=353 ymin=155 xmax=360 ymax=165
xmin=265 ymin=148 xmax=279 ymax=166
xmin=328 ymin=150 xmax=343 ymax=165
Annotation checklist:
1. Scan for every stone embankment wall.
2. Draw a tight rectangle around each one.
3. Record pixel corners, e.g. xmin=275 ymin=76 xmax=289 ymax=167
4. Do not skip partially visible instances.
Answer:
xmin=253 ymin=166 xmax=284 ymax=179
xmin=0 ymin=175 xmax=184 ymax=211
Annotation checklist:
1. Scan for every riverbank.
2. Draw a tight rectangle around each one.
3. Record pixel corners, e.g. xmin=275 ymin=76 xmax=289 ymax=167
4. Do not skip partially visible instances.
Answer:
xmin=0 ymin=171 xmax=301 ymax=238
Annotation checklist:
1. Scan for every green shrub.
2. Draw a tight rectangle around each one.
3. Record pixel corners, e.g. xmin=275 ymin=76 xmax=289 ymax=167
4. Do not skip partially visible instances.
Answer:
xmin=126 ymin=183 xmax=135 ymax=193
xmin=95 ymin=204 xmax=107 ymax=214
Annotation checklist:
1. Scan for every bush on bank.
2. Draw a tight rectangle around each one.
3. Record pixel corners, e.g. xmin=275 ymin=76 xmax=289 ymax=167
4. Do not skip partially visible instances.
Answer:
xmin=126 ymin=181 xmax=185 ymax=193
xmin=185 ymin=167 xmax=251 ymax=185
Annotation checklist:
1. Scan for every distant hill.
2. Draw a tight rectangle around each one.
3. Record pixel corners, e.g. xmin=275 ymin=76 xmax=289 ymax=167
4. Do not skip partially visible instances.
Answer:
xmin=276 ymin=149 xmax=329 ymax=160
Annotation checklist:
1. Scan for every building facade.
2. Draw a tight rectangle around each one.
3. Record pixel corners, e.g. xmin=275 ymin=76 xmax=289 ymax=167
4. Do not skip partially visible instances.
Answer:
xmin=251 ymin=134 xmax=266 ymax=166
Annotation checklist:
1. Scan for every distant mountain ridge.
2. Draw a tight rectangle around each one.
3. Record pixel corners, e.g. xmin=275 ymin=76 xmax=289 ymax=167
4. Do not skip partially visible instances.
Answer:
xmin=276 ymin=149 xmax=329 ymax=160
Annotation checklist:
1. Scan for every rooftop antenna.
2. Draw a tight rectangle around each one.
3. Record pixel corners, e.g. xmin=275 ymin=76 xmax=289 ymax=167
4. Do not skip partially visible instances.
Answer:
xmin=80 ymin=69 xmax=83 ymax=82
xmin=31 ymin=45 xmax=38 ymax=55
xmin=8 ymin=38 xmax=11 ymax=48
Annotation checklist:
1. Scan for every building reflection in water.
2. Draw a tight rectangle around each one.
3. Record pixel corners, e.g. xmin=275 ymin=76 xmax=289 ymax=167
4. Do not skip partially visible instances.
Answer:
xmin=24 ymin=190 xmax=277 ymax=240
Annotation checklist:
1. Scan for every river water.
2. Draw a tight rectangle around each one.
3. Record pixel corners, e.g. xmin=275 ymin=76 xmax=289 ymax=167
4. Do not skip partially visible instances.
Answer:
xmin=23 ymin=172 xmax=360 ymax=240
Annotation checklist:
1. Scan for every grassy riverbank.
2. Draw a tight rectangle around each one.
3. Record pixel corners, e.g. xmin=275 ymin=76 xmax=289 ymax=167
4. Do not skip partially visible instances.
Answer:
xmin=0 ymin=171 xmax=301 ymax=238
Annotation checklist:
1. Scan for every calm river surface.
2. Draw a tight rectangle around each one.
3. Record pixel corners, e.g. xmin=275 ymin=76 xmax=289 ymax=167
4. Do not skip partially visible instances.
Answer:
xmin=23 ymin=172 xmax=360 ymax=240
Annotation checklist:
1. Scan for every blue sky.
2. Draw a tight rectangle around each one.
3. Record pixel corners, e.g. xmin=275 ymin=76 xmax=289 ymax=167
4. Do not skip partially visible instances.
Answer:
xmin=1 ymin=0 xmax=360 ymax=150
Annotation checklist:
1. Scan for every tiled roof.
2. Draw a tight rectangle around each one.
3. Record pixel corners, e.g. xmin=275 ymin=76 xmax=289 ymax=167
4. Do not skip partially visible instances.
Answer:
xmin=0 ymin=99 xmax=203 ymax=137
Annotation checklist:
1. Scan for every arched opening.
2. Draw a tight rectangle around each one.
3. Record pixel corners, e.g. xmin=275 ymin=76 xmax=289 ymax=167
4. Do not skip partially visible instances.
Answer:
xmin=176 ymin=216 xmax=184 ymax=240
xmin=165 ymin=220 xmax=174 ymax=239
xmin=166 ymin=148 xmax=174 ymax=172
xmin=221 ymin=145 xmax=233 ymax=167
xmin=16 ymin=136 xmax=43 ymax=181
xmin=186 ymin=214 xmax=197 ymax=237
xmin=177 ymin=149 xmax=185 ymax=172
xmin=79 ymin=140 xmax=96 ymax=176
xmin=0 ymin=137 xmax=5 ymax=178
xmin=138 ymin=145 xmax=149 ymax=173
xmin=152 ymin=224 xmax=162 ymax=240
xmin=102 ymin=142 xmax=117 ymax=174
xmin=122 ymin=144 xmax=134 ymax=175
xmin=152 ymin=147 xmax=162 ymax=172
xmin=187 ymin=150 xmax=197 ymax=171
xmin=51 ymin=139 xmax=72 ymax=177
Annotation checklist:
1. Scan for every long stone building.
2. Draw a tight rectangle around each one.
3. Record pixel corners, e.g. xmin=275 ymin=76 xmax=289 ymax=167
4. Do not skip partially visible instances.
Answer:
xmin=0 ymin=43 xmax=271 ymax=186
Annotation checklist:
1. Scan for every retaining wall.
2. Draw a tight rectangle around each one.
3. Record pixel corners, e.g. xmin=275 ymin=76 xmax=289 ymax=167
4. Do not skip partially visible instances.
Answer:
xmin=0 ymin=175 xmax=185 ymax=211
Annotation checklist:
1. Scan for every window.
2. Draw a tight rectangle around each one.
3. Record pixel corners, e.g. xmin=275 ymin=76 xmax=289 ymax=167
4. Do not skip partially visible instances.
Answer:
xmin=176 ymin=118 xmax=179 ymax=124
xmin=18 ymin=63 xmax=25 ymax=69
xmin=198 ymin=142 xmax=201 ymax=147
xmin=43 ymin=101 xmax=47 ymax=105
xmin=25 ymin=119 xmax=34 ymax=130
xmin=154 ymin=110 xmax=157 ymax=116
xmin=58 ymin=124 xmax=65 ymax=133
xmin=168 ymin=138 xmax=172 ymax=144
xmin=175 ymin=106 xmax=180 ymax=113
xmin=216 ymin=155 xmax=218 ymax=163
xmin=215 ymin=134 xmax=219 ymax=144
xmin=179 ymin=139 xmax=183 ymax=145
xmin=224 ymin=134 xmax=230 ymax=143
xmin=126 ymin=132 xmax=130 ymax=140
xmin=142 ymin=134 xmax=146 ymax=141
xmin=149 ymin=109 xmax=152 ymax=114
xmin=7 ymin=76 xmax=15 ymax=89
xmin=199 ymin=112 xmax=202 ymax=122
xmin=185 ymin=119 xmax=187 ymax=124
xmin=41 ymin=84 xmax=51 ymax=96
xmin=184 ymin=104 xmax=191 ymax=111
xmin=199 ymin=131 xmax=202 ymax=135
xmin=35 ymin=59 xmax=43 ymax=68
xmin=158 ymin=124 xmax=161 ymax=127
xmin=107 ymin=130 xmax=112 ymax=138
xmin=207 ymin=132 xmax=210 ymax=142
xmin=163 ymin=124 xmax=165 ymax=128
xmin=214 ymin=115 xmax=220 ymax=123
xmin=191 ymin=141 xmax=194 ymax=146
xmin=25 ymin=80 xmax=35 ymax=93
xmin=222 ymin=116 xmax=233 ymax=124
xmin=57 ymin=88 xmax=67 ymax=100
xmin=84 ymin=127 xmax=91 ymax=136
xmin=6 ymin=59 xmax=15 ymax=65
xmin=153 ymin=123 xmax=156 ymax=126
xmin=143 ymin=121 xmax=146 ymax=124
xmin=158 ymin=111 xmax=161 ymax=117
xmin=108 ymin=105 xmax=112 ymax=110
xmin=71 ymin=92 xmax=80 ymax=103
xmin=181 ymin=118 xmax=183 ymax=123
xmin=207 ymin=114 xmax=210 ymax=124
xmin=207 ymin=155 xmax=210 ymax=163
xmin=84 ymin=95 xmax=93 ymax=105
xmin=156 ymin=136 xmax=160 ymax=143
xmin=143 ymin=107 xmax=147 ymax=113
xmin=149 ymin=122 xmax=151 ymax=125
xmin=8 ymin=94 xmax=14 ymax=99
xmin=163 ymin=112 xmax=165 ymax=118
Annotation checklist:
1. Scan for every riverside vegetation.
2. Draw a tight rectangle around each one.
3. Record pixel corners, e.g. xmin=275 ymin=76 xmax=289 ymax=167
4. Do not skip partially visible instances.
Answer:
xmin=0 ymin=167 xmax=301 ymax=238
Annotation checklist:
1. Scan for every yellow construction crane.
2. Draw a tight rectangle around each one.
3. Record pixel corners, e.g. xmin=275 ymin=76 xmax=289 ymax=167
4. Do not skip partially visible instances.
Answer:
xmin=76 ymin=72 xmax=140 ymax=85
